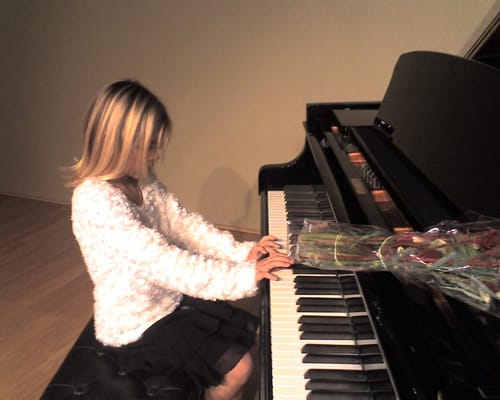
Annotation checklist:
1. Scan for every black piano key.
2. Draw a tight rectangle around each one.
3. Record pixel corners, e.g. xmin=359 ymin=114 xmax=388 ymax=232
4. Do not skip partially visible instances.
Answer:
xmin=288 ymin=215 xmax=323 ymax=223
xmin=300 ymin=331 xmax=374 ymax=340
xmin=287 ymin=209 xmax=323 ymax=215
xmin=297 ymin=305 xmax=366 ymax=313
xmin=293 ymin=265 xmax=353 ymax=275
xmin=306 ymin=379 xmax=394 ymax=393
xmin=305 ymin=368 xmax=391 ymax=382
xmin=295 ymin=276 xmax=344 ymax=284
xmin=295 ymin=275 xmax=357 ymax=282
xmin=297 ymin=305 xmax=346 ymax=313
xmin=287 ymin=205 xmax=321 ymax=210
xmin=294 ymin=276 xmax=358 ymax=287
xmin=298 ymin=315 xmax=353 ymax=330
xmin=304 ymin=353 xmax=363 ymax=364
xmin=295 ymin=282 xmax=345 ymax=290
xmin=302 ymin=343 xmax=381 ymax=356
xmin=297 ymin=275 xmax=357 ymax=283
xmin=296 ymin=288 xmax=356 ymax=295
xmin=303 ymin=353 xmax=383 ymax=364
xmin=285 ymin=202 xmax=316 ymax=208
xmin=286 ymin=193 xmax=320 ymax=199
xmin=293 ymin=267 xmax=341 ymax=275
xmin=296 ymin=297 xmax=366 ymax=313
xmin=286 ymin=197 xmax=317 ymax=203
xmin=285 ymin=200 xmax=320 ymax=207
xmin=294 ymin=275 xmax=358 ymax=292
xmin=299 ymin=317 xmax=370 ymax=329
xmin=299 ymin=322 xmax=374 ymax=335
xmin=297 ymin=297 xmax=365 ymax=306
xmin=308 ymin=392 xmax=396 ymax=400
xmin=286 ymin=196 xmax=322 ymax=202
xmin=299 ymin=315 xmax=370 ymax=325
xmin=295 ymin=282 xmax=360 ymax=295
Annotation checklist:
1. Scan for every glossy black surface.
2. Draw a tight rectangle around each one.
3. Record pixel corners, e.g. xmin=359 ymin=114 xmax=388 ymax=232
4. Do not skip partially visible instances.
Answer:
xmin=259 ymin=52 xmax=500 ymax=400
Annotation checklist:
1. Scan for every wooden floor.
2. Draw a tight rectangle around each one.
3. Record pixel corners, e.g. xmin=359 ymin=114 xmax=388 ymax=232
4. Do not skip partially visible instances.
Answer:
xmin=0 ymin=195 xmax=260 ymax=400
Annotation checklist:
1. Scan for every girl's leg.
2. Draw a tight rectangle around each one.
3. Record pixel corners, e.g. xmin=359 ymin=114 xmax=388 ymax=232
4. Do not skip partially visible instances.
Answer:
xmin=204 ymin=352 xmax=253 ymax=400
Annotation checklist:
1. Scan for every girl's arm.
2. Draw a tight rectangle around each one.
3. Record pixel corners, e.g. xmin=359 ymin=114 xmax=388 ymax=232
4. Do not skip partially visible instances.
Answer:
xmin=148 ymin=179 xmax=255 ymax=263
xmin=72 ymin=180 xmax=258 ymax=301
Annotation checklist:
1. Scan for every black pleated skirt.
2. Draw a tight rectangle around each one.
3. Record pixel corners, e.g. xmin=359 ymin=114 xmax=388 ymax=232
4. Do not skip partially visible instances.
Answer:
xmin=105 ymin=296 xmax=259 ymax=394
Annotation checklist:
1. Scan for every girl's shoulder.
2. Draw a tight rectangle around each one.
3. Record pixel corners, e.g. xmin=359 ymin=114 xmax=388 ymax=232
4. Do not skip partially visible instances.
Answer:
xmin=74 ymin=178 xmax=114 ymax=198
xmin=72 ymin=178 xmax=129 ymax=211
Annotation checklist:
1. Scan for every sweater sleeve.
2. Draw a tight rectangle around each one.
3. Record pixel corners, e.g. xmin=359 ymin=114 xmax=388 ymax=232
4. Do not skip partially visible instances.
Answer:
xmin=148 ymin=179 xmax=256 ymax=262
xmin=72 ymin=180 xmax=258 ymax=301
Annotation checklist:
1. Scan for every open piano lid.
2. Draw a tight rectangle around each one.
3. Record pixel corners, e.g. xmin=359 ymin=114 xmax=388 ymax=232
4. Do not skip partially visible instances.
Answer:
xmin=375 ymin=51 xmax=500 ymax=220
xmin=317 ymin=52 xmax=500 ymax=398
xmin=357 ymin=52 xmax=500 ymax=399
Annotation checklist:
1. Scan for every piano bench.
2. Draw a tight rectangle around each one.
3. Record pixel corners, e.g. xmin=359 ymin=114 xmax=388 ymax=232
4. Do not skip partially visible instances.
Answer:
xmin=40 ymin=318 xmax=197 ymax=400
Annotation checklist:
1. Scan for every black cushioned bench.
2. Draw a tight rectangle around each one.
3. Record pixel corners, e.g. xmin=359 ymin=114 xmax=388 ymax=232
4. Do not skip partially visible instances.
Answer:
xmin=40 ymin=318 xmax=197 ymax=400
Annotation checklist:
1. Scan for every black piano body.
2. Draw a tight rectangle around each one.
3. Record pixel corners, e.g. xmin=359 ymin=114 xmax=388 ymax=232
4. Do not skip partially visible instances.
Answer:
xmin=259 ymin=51 xmax=500 ymax=400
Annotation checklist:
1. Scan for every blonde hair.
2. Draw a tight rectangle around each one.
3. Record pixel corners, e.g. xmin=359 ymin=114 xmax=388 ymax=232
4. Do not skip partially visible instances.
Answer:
xmin=63 ymin=80 xmax=171 ymax=187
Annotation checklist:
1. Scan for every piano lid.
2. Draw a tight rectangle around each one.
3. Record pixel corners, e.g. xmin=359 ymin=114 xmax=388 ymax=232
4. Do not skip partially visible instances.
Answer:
xmin=375 ymin=51 xmax=500 ymax=219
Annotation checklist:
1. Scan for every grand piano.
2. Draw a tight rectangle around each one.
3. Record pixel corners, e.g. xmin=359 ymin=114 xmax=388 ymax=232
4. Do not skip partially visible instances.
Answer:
xmin=258 ymin=51 xmax=500 ymax=400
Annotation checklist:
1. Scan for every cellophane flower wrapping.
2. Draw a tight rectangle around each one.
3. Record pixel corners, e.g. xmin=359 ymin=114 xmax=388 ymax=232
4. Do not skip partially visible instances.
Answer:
xmin=294 ymin=218 xmax=500 ymax=315
xmin=292 ymin=219 xmax=391 ymax=270
xmin=379 ymin=219 xmax=500 ymax=314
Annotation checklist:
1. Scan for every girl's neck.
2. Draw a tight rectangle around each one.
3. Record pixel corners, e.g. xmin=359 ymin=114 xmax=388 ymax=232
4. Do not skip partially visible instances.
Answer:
xmin=109 ymin=176 xmax=143 ymax=206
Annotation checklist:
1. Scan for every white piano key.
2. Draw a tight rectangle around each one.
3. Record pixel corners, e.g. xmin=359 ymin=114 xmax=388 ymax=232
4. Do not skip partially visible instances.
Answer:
xmin=267 ymin=190 xmax=289 ymax=254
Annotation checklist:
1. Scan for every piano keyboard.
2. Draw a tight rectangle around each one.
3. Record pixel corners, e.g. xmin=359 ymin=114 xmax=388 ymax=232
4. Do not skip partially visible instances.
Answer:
xmin=266 ymin=186 xmax=397 ymax=400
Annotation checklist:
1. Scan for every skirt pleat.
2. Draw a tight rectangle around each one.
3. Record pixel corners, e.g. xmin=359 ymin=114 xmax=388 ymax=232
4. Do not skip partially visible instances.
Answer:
xmin=105 ymin=295 xmax=259 ymax=393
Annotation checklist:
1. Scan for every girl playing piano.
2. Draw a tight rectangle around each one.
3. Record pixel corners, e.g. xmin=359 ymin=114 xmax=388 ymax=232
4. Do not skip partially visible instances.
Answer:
xmin=63 ymin=79 xmax=292 ymax=400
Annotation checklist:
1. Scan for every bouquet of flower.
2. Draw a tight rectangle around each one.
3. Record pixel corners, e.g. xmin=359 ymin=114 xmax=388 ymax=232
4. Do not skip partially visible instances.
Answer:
xmin=379 ymin=220 xmax=500 ymax=312
xmin=293 ymin=219 xmax=500 ymax=315
xmin=293 ymin=220 xmax=391 ymax=270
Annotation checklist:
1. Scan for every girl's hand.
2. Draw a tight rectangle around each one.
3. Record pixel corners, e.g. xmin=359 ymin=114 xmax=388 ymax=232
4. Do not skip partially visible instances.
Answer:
xmin=255 ymin=253 xmax=292 ymax=281
xmin=247 ymin=235 xmax=281 ymax=261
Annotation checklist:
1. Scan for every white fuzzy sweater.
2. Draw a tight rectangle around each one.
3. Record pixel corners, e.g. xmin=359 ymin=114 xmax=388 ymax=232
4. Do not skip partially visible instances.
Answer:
xmin=71 ymin=178 xmax=258 ymax=347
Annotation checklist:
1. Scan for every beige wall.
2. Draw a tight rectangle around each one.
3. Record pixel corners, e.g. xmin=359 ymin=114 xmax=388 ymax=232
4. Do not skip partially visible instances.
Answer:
xmin=1 ymin=0 xmax=499 ymax=231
